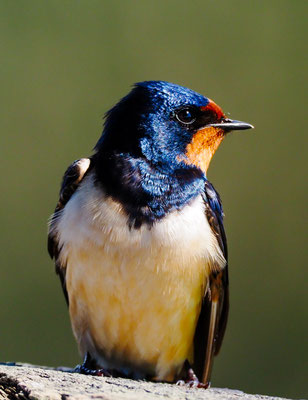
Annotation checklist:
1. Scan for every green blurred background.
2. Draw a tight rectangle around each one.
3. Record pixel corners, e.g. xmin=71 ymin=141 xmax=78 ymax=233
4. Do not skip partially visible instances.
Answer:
xmin=0 ymin=1 xmax=307 ymax=398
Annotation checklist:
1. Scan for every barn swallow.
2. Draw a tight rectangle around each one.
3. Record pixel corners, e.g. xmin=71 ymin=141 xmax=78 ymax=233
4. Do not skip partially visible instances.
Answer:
xmin=48 ymin=81 xmax=253 ymax=388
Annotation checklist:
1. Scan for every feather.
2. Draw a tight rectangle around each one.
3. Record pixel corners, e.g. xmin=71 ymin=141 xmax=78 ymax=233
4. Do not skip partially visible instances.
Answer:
xmin=48 ymin=158 xmax=91 ymax=304
xmin=193 ymin=180 xmax=229 ymax=385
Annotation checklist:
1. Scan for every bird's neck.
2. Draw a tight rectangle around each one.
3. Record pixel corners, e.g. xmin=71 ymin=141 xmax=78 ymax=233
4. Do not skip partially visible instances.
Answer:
xmin=93 ymin=152 xmax=205 ymax=228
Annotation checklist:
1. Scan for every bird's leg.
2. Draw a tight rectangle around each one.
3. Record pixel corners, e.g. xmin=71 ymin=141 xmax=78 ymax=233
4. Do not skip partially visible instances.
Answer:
xmin=176 ymin=360 xmax=210 ymax=389
xmin=74 ymin=352 xmax=112 ymax=377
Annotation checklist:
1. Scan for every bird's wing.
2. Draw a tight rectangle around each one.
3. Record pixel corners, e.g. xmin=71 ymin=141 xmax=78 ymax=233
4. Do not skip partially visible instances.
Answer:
xmin=193 ymin=180 xmax=229 ymax=385
xmin=48 ymin=158 xmax=91 ymax=304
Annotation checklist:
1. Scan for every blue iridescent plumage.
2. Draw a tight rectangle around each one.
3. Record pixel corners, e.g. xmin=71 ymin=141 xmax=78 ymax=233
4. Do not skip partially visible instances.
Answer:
xmin=94 ymin=81 xmax=214 ymax=226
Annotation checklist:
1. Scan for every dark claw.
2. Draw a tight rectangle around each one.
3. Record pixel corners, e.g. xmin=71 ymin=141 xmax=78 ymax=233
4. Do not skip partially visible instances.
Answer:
xmin=73 ymin=352 xmax=112 ymax=377
xmin=73 ymin=364 xmax=111 ymax=377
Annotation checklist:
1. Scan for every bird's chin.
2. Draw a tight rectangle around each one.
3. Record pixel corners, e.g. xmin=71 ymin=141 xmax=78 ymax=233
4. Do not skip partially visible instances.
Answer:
xmin=177 ymin=127 xmax=225 ymax=174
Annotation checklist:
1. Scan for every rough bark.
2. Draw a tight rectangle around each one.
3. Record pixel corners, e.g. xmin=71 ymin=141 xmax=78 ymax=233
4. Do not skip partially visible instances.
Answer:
xmin=0 ymin=363 xmax=291 ymax=400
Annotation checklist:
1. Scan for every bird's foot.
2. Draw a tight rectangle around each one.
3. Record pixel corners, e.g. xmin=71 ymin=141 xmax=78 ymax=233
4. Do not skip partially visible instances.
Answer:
xmin=176 ymin=368 xmax=210 ymax=389
xmin=73 ymin=364 xmax=111 ymax=377
xmin=73 ymin=352 xmax=112 ymax=377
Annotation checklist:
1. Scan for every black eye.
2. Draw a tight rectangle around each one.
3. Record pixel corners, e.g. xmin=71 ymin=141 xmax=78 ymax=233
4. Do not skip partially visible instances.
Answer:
xmin=175 ymin=108 xmax=196 ymax=125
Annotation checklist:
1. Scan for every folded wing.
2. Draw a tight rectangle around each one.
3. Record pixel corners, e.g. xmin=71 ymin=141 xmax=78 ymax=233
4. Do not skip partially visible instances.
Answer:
xmin=48 ymin=158 xmax=91 ymax=304
xmin=193 ymin=180 xmax=229 ymax=385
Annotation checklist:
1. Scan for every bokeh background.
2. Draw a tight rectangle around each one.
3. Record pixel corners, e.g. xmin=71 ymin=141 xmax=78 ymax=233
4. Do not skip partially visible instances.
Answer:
xmin=1 ymin=1 xmax=307 ymax=398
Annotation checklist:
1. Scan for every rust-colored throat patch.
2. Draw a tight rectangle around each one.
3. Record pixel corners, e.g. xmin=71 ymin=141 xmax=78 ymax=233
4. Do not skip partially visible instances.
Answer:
xmin=183 ymin=127 xmax=225 ymax=174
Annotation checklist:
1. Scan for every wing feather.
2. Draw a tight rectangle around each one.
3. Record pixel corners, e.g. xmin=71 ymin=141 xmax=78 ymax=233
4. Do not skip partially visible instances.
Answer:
xmin=48 ymin=158 xmax=91 ymax=304
xmin=193 ymin=180 xmax=229 ymax=385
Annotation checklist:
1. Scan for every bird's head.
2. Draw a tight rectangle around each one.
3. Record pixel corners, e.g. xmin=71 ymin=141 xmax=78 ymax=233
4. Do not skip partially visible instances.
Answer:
xmin=96 ymin=81 xmax=253 ymax=177
xmin=94 ymin=81 xmax=253 ymax=224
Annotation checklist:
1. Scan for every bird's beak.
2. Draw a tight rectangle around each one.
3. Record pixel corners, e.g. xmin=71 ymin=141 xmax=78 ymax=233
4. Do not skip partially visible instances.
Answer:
xmin=208 ymin=118 xmax=254 ymax=132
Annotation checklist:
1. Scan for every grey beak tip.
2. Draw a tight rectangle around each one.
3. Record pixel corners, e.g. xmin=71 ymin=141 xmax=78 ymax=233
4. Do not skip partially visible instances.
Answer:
xmin=241 ymin=123 xmax=254 ymax=130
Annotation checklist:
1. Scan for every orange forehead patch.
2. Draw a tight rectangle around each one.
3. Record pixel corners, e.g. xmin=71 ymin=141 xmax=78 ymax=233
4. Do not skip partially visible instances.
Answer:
xmin=181 ymin=127 xmax=225 ymax=174
xmin=201 ymin=99 xmax=225 ymax=121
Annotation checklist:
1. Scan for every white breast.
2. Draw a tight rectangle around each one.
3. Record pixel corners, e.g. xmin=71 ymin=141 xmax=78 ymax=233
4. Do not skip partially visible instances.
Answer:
xmin=55 ymin=172 xmax=225 ymax=268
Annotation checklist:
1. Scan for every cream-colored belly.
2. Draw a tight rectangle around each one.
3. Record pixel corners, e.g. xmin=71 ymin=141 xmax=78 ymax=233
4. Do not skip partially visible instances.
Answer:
xmin=55 ymin=174 xmax=225 ymax=380
xmin=67 ymin=243 xmax=207 ymax=380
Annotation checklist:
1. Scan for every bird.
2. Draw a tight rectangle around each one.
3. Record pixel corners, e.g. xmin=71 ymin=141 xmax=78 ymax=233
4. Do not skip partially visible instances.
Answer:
xmin=48 ymin=81 xmax=253 ymax=388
